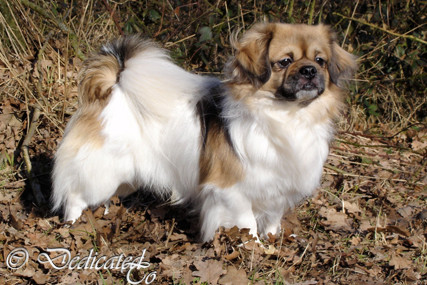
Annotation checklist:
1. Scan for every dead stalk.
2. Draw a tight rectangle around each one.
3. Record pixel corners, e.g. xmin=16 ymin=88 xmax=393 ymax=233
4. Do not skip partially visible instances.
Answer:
xmin=21 ymin=106 xmax=46 ymax=205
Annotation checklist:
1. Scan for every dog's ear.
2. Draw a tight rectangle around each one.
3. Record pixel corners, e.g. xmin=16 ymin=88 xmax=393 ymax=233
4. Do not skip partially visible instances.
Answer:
xmin=328 ymin=37 xmax=358 ymax=87
xmin=227 ymin=23 xmax=274 ymax=88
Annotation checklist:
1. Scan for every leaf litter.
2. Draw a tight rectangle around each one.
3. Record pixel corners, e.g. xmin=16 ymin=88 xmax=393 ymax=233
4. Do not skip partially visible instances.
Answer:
xmin=1 ymin=100 xmax=425 ymax=283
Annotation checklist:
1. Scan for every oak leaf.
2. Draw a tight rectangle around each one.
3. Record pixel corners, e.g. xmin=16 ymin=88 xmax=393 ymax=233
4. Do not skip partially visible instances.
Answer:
xmin=193 ymin=259 xmax=226 ymax=284
xmin=218 ymin=266 xmax=247 ymax=285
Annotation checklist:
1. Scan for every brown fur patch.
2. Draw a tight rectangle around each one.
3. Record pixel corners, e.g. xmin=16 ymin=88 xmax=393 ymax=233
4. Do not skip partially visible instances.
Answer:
xmin=79 ymin=36 xmax=161 ymax=106
xmin=78 ymin=54 xmax=120 ymax=105
xmin=329 ymin=42 xmax=358 ymax=87
xmin=60 ymin=103 xmax=105 ymax=154
xmin=227 ymin=23 xmax=275 ymax=87
xmin=68 ymin=36 xmax=161 ymax=153
xmin=199 ymin=123 xmax=243 ymax=189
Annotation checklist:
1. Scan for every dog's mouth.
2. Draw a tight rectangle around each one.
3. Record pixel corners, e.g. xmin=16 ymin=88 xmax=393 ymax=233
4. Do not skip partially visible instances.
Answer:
xmin=274 ymin=66 xmax=325 ymax=103
xmin=295 ymin=77 xmax=325 ymax=101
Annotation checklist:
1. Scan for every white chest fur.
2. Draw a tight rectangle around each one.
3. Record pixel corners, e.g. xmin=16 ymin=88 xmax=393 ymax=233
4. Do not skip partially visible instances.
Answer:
xmin=198 ymin=97 xmax=335 ymax=241
xmin=231 ymin=99 xmax=333 ymax=197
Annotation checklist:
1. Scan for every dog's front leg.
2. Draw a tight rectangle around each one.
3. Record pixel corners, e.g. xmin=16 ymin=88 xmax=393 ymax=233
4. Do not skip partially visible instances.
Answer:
xmin=199 ymin=186 xmax=258 ymax=242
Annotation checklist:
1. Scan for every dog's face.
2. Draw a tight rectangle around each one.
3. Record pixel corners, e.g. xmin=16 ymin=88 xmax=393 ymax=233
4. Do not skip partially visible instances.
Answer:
xmin=228 ymin=23 xmax=357 ymax=103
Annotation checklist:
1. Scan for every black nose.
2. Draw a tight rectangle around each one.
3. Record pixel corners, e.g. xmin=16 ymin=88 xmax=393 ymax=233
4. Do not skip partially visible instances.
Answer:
xmin=300 ymin=66 xmax=317 ymax=79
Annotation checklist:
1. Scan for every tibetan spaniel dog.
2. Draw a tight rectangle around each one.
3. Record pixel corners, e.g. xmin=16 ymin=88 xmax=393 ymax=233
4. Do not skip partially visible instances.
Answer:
xmin=52 ymin=23 xmax=357 ymax=242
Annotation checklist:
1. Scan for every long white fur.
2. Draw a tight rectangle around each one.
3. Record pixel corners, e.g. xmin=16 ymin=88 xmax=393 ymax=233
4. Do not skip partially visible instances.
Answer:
xmin=53 ymin=40 xmax=335 ymax=242
xmin=53 ymin=48 xmax=204 ymax=221
xmin=198 ymin=92 xmax=333 ymax=241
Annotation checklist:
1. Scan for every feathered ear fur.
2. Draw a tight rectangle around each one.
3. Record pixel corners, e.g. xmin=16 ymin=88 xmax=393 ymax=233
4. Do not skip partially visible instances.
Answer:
xmin=226 ymin=23 xmax=275 ymax=88
xmin=328 ymin=34 xmax=358 ymax=87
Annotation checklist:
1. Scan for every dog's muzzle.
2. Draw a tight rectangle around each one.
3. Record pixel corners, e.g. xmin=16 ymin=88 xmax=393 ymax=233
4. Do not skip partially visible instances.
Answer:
xmin=276 ymin=65 xmax=325 ymax=102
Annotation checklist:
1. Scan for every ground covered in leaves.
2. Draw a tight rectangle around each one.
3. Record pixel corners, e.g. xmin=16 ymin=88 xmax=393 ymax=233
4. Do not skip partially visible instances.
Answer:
xmin=0 ymin=1 xmax=426 ymax=284
xmin=1 ymin=99 xmax=426 ymax=284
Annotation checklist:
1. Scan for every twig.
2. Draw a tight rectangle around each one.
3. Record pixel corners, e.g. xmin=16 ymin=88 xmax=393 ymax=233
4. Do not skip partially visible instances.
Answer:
xmin=154 ymin=1 xmax=166 ymax=38
xmin=239 ymin=3 xmax=244 ymax=27
xmin=21 ymin=106 xmax=46 ymax=205
xmin=324 ymin=163 xmax=350 ymax=176
xmin=101 ymin=0 xmax=124 ymax=36
xmin=112 ymin=219 xmax=147 ymax=243
xmin=287 ymin=0 xmax=294 ymax=22
xmin=0 ymin=0 xmax=28 ymax=53
xmin=308 ymin=0 xmax=315 ymax=25
xmin=329 ymin=151 xmax=415 ymax=175
xmin=224 ymin=1 xmax=231 ymax=37
xmin=342 ymin=0 xmax=359 ymax=47
xmin=335 ymin=138 xmax=414 ymax=152
xmin=334 ymin=12 xmax=427 ymax=45
xmin=292 ymin=242 xmax=310 ymax=266
xmin=35 ymin=31 xmax=54 ymax=108
xmin=164 ymin=11 xmax=251 ymax=47
xmin=165 ymin=0 xmax=180 ymax=21
xmin=339 ymin=125 xmax=426 ymax=140
xmin=19 ymin=0 xmax=86 ymax=60
xmin=323 ymin=164 xmax=424 ymax=185
xmin=164 ymin=218 xmax=175 ymax=248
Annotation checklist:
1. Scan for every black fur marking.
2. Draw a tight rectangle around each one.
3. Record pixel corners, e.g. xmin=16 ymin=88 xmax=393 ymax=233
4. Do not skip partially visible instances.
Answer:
xmin=274 ymin=85 xmax=297 ymax=101
xmin=196 ymin=79 xmax=234 ymax=149
xmin=100 ymin=35 xmax=158 ymax=82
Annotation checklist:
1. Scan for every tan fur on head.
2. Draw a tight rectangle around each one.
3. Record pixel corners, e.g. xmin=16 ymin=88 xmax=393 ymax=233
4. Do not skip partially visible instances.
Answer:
xmin=328 ymin=42 xmax=358 ymax=87
xmin=227 ymin=23 xmax=275 ymax=87
xmin=227 ymin=23 xmax=357 ymax=94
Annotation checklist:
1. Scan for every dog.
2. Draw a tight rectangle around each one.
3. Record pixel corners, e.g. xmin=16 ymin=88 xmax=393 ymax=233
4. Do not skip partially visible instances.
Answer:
xmin=52 ymin=23 xmax=357 ymax=242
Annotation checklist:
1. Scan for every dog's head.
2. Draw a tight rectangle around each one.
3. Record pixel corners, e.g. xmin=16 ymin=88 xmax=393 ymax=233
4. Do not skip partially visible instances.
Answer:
xmin=227 ymin=23 xmax=357 ymax=103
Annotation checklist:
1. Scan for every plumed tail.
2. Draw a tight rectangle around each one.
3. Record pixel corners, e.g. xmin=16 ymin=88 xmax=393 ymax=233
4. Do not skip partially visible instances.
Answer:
xmin=78 ymin=36 xmax=161 ymax=105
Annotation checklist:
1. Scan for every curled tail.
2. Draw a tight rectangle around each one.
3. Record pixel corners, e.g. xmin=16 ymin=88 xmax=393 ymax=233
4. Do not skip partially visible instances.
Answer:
xmin=78 ymin=36 xmax=162 ymax=105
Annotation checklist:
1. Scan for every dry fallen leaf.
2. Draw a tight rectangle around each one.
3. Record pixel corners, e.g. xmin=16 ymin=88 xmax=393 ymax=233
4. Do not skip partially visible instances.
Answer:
xmin=397 ymin=206 xmax=415 ymax=218
xmin=403 ymin=268 xmax=421 ymax=281
xmin=32 ymin=271 xmax=49 ymax=285
xmin=389 ymin=253 xmax=412 ymax=269
xmin=344 ymin=201 xmax=362 ymax=215
xmin=319 ymin=207 xmax=353 ymax=232
xmin=411 ymin=139 xmax=426 ymax=151
xmin=218 ymin=266 xmax=248 ymax=285
xmin=223 ymin=249 xmax=239 ymax=261
xmin=160 ymin=253 xmax=187 ymax=279
xmin=193 ymin=259 xmax=226 ymax=284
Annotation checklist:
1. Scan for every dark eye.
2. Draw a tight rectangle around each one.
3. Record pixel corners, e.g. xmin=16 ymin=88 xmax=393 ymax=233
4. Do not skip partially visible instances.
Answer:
xmin=277 ymin=58 xmax=293 ymax=68
xmin=315 ymin=57 xmax=326 ymax=66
